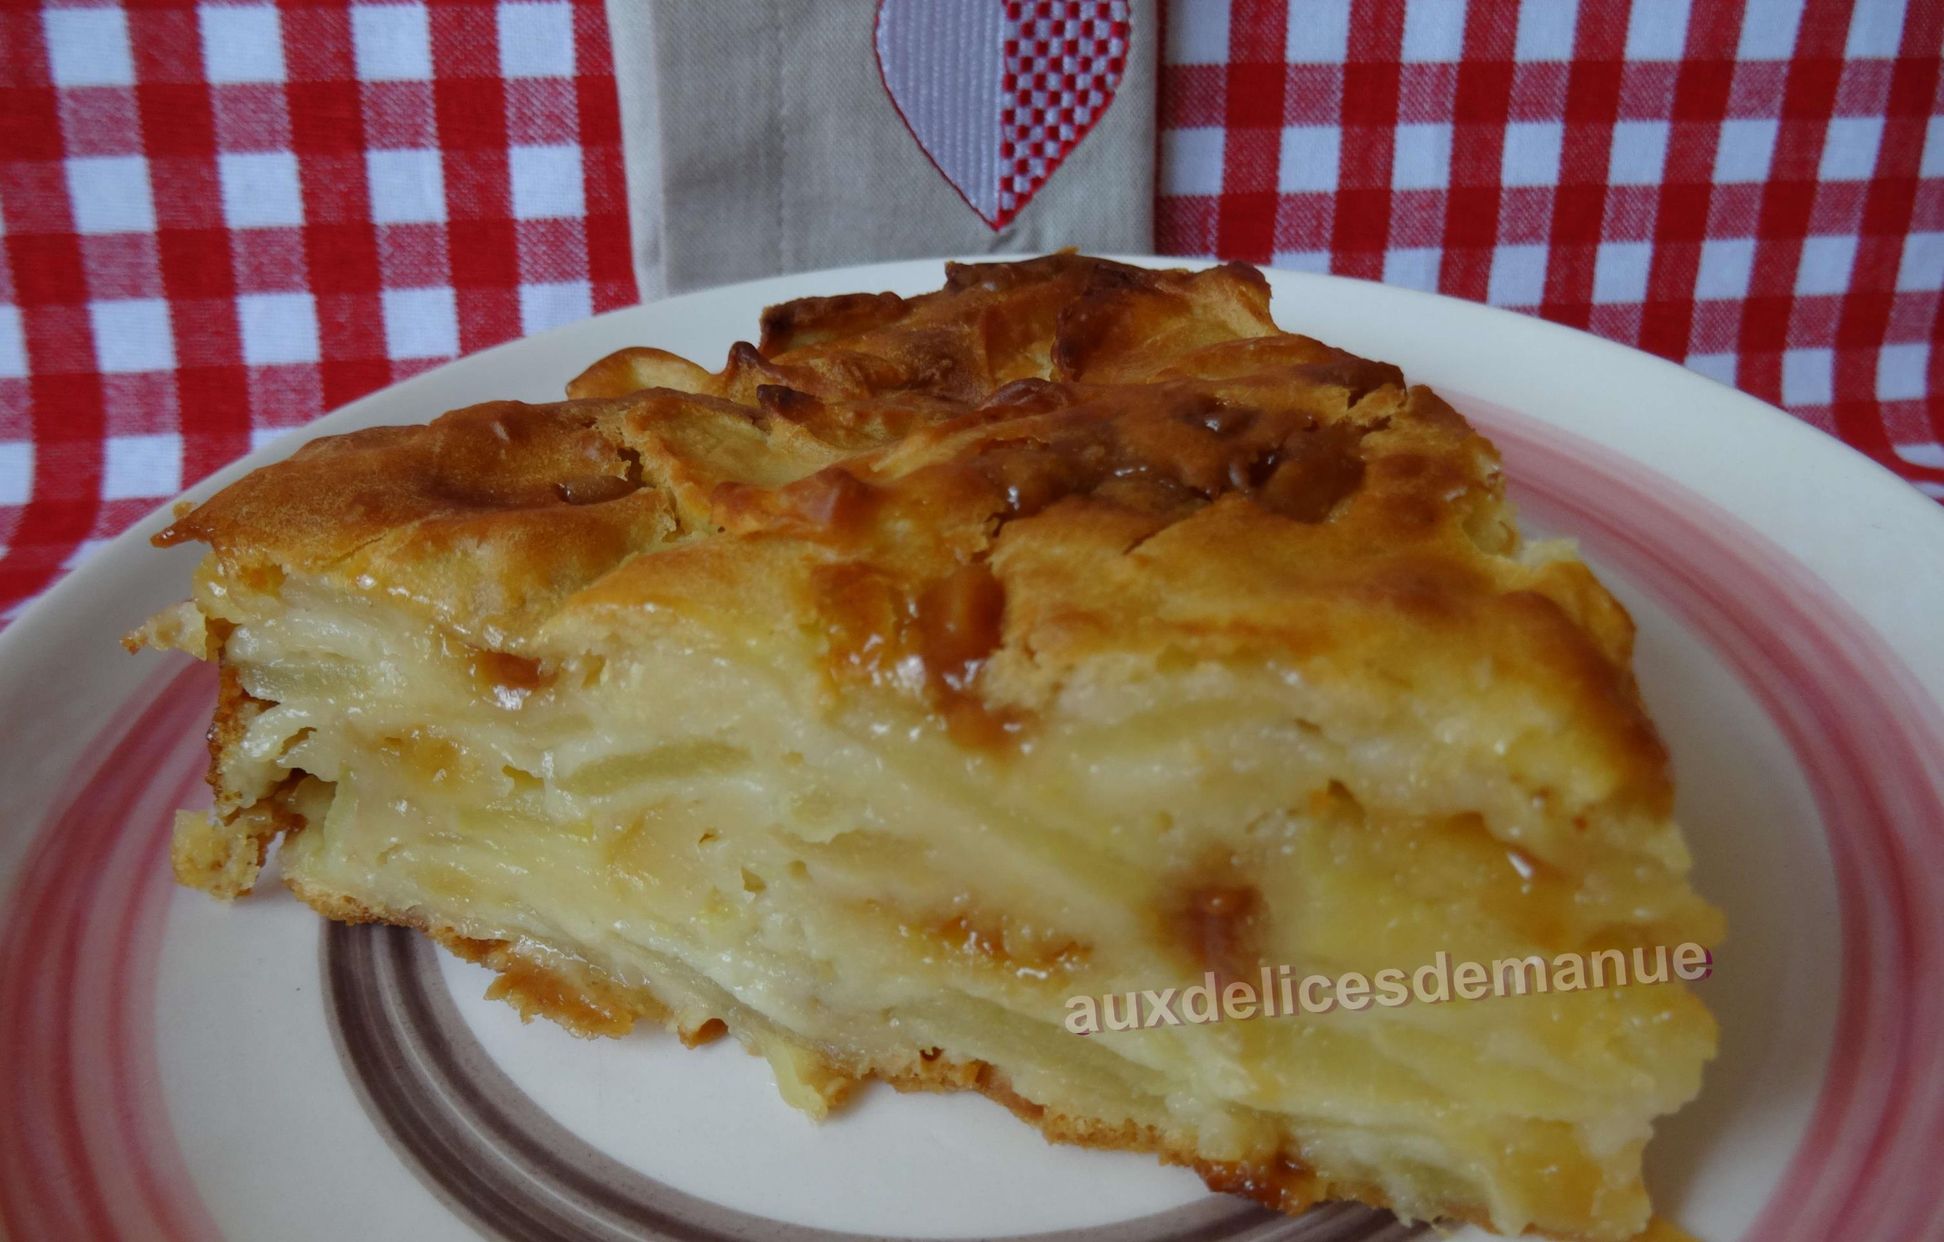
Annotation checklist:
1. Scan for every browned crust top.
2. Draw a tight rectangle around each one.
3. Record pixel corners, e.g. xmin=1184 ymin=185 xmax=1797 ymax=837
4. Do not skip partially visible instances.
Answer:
xmin=159 ymin=254 xmax=1670 ymax=819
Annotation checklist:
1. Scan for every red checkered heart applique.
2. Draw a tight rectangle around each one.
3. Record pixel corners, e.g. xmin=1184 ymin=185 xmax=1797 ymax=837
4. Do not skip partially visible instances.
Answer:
xmin=874 ymin=0 xmax=1131 ymax=230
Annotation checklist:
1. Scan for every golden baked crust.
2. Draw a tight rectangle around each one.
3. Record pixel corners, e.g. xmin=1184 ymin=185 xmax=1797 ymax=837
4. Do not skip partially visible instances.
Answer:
xmin=159 ymin=258 xmax=1307 ymax=635
xmin=144 ymin=255 xmax=1720 ymax=1241
xmin=162 ymin=255 xmax=1663 ymax=868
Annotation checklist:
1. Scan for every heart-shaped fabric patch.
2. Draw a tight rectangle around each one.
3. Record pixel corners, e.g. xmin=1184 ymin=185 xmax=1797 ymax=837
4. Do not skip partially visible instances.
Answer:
xmin=874 ymin=0 xmax=1131 ymax=230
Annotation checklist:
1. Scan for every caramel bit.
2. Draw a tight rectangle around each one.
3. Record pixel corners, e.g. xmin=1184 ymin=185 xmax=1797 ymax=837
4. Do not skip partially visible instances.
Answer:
xmin=915 ymin=562 xmax=1005 ymax=694
xmin=915 ymin=562 xmax=1019 ymax=746
xmin=937 ymin=696 xmax=1023 ymax=749
xmin=937 ymin=912 xmax=1088 ymax=979
xmin=680 ymin=1017 xmax=728 ymax=1048
xmin=1252 ymin=423 xmax=1369 ymax=521
xmin=233 ymin=561 xmax=286 ymax=594
xmin=817 ymin=562 xmax=908 ymax=681
xmin=816 ymin=559 xmax=1021 ymax=748
xmin=468 ymin=648 xmax=552 ymax=709
xmin=1170 ymin=883 xmax=1264 ymax=983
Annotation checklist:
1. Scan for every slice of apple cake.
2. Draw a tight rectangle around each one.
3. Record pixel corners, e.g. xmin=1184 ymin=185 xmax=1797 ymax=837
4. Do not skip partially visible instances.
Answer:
xmin=137 ymin=256 xmax=1720 ymax=1240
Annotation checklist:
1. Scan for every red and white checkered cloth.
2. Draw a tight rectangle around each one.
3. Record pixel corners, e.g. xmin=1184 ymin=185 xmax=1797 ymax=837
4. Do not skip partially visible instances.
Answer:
xmin=0 ymin=0 xmax=635 ymax=617
xmin=999 ymin=0 xmax=1133 ymax=224
xmin=1 ymin=0 xmax=1939 ymax=623
xmin=1156 ymin=0 xmax=1943 ymax=495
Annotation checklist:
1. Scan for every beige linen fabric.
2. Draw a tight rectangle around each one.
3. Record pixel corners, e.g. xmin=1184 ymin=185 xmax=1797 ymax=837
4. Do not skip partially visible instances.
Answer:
xmin=605 ymin=0 xmax=1156 ymax=296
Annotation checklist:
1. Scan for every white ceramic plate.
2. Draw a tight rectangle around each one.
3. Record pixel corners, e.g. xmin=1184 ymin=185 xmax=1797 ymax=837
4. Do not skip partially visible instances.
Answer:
xmin=4 ymin=258 xmax=1942 ymax=1242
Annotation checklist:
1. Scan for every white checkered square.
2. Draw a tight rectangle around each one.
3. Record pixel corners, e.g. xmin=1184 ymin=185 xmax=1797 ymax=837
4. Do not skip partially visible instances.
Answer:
xmin=498 ymin=3 xmax=576 ymax=79
xmin=519 ymin=280 xmax=593 ymax=334
xmin=1877 ymin=343 xmax=1929 ymax=402
xmin=366 ymin=148 xmax=448 ymax=224
xmin=1488 ymin=243 xmax=1549 ymax=305
xmin=1795 ymin=235 xmax=1857 ymax=296
xmin=1285 ymin=1 xmax=1349 ymax=63
xmin=1625 ymin=0 xmax=1691 ymax=60
xmin=1819 ymin=117 xmax=1885 ymax=181
xmin=1609 ymin=120 xmax=1670 ymax=185
xmin=1383 ymin=247 xmax=1442 ymax=292
xmin=1920 ymin=114 xmax=1944 ymax=178
xmin=0 ymin=306 xmax=25 ymax=380
xmin=1714 ymin=119 xmax=1780 ymax=184
xmin=65 ymin=156 xmax=156 ymax=235
xmin=218 ymin=152 xmax=305 ymax=229
xmin=1696 ymin=237 xmax=1756 ymax=299
xmin=1736 ymin=0 xmax=1804 ymax=60
xmin=1401 ymin=0 xmax=1465 ymax=62
xmin=383 ymin=286 xmax=459 ymax=359
xmin=1897 ymin=232 xmax=1943 ymax=292
xmin=89 ymin=299 xmax=175 ymax=374
xmin=44 ymin=8 xmax=135 ymax=88
xmin=1782 ymin=348 xmax=1834 ymax=405
xmin=352 ymin=3 xmax=433 ymax=82
xmin=508 ymin=144 xmax=586 ymax=220
xmin=1502 ymin=121 xmax=1563 ymax=187
xmin=102 ymin=433 xmax=182 ymax=501
xmin=237 ymin=292 xmax=320 ymax=365
xmin=1277 ymin=126 xmax=1339 ymax=193
xmin=1845 ymin=0 xmax=1909 ymax=57
xmin=1685 ymin=352 xmax=1739 ymax=386
xmin=1392 ymin=123 xmax=1452 ymax=190
xmin=0 ymin=442 xmax=32 ymax=507
xmin=1593 ymin=241 xmax=1652 ymax=304
xmin=1514 ymin=0 xmax=1578 ymax=62
xmin=1162 ymin=128 xmax=1226 ymax=196
xmin=198 ymin=5 xmax=287 ymax=86
xmin=1168 ymin=0 xmax=1229 ymax=63
xmin=1271 ymin=250 xmax=1333 ymax=274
